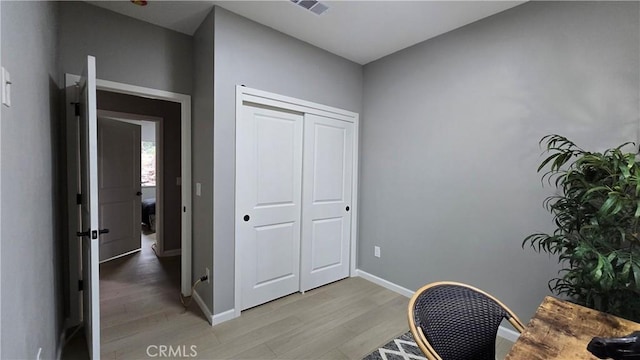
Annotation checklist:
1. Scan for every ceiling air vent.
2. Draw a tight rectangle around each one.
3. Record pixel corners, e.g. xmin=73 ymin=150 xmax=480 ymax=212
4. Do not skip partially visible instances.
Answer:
xmin=290 ymin=0 xmax=329 ymax=15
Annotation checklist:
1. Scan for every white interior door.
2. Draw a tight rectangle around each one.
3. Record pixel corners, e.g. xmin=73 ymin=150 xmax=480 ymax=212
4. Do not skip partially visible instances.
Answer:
xmin=237 ymin=104 xmax=304 ymax=310
xmin=300 ymin=114 xmax=354 ymax=292
xmin=98 ymin=118 xmax=141 ymax=262
xmin=78 ymin=55 xmax=101 ymax=360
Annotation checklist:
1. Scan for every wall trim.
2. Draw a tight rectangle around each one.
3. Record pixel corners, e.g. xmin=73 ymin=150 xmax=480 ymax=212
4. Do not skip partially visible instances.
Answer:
xmin=497 ymin=326 xmax=521 ymax=343
xmin=66 ymin=73 xmax=192 ymax=297
xmin=192 ymin=289 xmax=213 ymax=325
xmin=239 ymin=86 xmax=358 ymax=120
xmin=65 ymin=73 xmax=193 ymax=328
xmin=355 ymin=269 xmax=414 ymax=298
xmin=212 ymin=309 xmax=237 ymax=325
xmin=355 ymin=269 xmax=520 ymax=343
xmin=155 ymin=248 xmax=181 ymax=257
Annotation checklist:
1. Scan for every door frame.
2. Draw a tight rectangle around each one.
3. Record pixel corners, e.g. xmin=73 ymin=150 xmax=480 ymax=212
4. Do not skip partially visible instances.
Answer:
xmin=234 ymin=86 xmax=359 ymax=318
xmin=65 ymin=74 xmax=192 ymax=327
xmin=96 ymin=110 xmax=164 ymax=262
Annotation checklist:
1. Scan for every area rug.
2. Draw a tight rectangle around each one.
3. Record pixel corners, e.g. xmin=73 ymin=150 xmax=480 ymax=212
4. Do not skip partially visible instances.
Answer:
xmin=363 ymin=331 xmax=427 ymax=360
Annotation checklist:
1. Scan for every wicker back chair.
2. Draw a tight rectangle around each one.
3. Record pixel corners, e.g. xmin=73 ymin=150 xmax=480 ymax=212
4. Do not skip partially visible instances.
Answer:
xmin=408 ymin=281 xmax=525 ymax=360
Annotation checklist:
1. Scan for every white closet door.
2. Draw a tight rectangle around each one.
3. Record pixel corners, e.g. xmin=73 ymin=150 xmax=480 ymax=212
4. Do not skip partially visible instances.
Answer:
xmin=237 ymin=104 xmax=304 ymax=310
xmin=300 ymin=114 xmax=354 ymax=292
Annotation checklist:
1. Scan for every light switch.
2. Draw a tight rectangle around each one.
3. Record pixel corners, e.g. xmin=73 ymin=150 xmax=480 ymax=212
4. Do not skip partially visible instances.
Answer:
xmin=2 ymin=67 xmax=12 ymax=107
xmin=196 ymin=183 xmax=201 ymax=196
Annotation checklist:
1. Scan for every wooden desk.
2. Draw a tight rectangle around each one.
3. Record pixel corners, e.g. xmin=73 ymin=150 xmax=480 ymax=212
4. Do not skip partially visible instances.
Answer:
xmin=505 ymin=296 xmax=640 ymax=359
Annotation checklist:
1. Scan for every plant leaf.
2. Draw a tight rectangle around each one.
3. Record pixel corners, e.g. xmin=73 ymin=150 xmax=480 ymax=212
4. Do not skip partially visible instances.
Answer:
xmin=632 ymin=261 xmax=640 ymax=286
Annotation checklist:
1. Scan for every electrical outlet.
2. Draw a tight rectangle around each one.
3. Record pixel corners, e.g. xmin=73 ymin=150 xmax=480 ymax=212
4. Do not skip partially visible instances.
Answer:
xmin=2 ymin=67 xmax=12 ymax=107
xmin=374 ymin=246 xmax=381 ymax=258
xmin=205 ymin=267 xmax=210 ymax=283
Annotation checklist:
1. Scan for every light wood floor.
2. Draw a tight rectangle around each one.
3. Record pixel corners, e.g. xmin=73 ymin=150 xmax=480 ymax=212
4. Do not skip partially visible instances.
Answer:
xmin=63 ymin=232 xmax=513 ymax=359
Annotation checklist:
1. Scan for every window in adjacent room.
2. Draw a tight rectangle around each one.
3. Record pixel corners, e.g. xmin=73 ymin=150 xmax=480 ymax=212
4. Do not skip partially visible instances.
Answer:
xmin=141 ymin=141 xmax=156 ymax=186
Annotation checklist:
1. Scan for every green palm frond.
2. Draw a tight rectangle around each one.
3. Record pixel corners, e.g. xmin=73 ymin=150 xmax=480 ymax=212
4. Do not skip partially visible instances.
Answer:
xmin=524 ymin=135 xmax=640 ymax=321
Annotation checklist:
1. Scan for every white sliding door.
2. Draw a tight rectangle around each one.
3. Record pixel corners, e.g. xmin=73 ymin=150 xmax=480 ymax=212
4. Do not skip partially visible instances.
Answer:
xmin=300 ymin=114 xmax=354 ymax=292
xmin=236 ymin=104 xmax=304 ymax=310
xmin=235 ymin=87 xmax=359 ymax=315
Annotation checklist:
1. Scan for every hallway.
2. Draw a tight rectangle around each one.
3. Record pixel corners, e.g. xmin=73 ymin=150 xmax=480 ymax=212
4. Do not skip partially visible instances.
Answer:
xmin=100 ymin=232 xmax=207 ymax=358
xmin=63 ymin=232 xmax=207 ymax=359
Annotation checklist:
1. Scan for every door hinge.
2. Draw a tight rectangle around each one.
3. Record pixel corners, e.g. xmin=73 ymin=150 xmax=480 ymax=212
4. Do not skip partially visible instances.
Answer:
xmin=72 ymin=102 xmax=80 ymax=116
xmin=78 ymin=280 xmax=83 ymax=291
xmin=76 ymin=193 xmax=82 ymax=205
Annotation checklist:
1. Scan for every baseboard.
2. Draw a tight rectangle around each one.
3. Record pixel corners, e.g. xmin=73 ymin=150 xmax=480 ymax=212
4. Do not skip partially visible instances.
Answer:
xmin=192 ymin=289 xmax=213 ymax=325
xmin=497 ymin=326 xmax=520 ymax=343
xmin=355 ymin=269 xmax=520 ymax=343
xmin=212 ymin=308 xmax=237 ymax=325
xmin=159 ymin=248 xmax=181 ymax=257
xmin=355 ymin=269 xmax=414 ymax=298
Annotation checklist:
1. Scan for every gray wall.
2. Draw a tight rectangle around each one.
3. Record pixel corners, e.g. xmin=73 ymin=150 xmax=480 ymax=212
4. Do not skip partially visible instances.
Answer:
xmin=360 ymin=1 xmax=640 ymax=321
xmin=211 ymin=7 xmax=363 ymax=314
xmin=59 ymin=1 xmax=192 ymax=95
xmin=139 ymin=120 xmax=156 ymax=142
xmin=97 ymin=91 xmax=182 ymax=251
xmin=57 ymin=0 xmax=192 ymax=280
xmin=1 ymin=1 xmax=63 ymax=358
xmin=192 ymin=8 xmax=215 ymax=311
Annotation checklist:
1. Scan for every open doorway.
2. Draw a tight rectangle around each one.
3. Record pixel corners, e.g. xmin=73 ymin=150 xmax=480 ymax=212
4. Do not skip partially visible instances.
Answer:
xmin=96 ymin=91 xmax=184 ymax=260
xmin=93 ymin=91 xmax=206 ymax=358
xmin=64 ymin=74 xmax=194 ymax=333
xmin=96 ymin=110 xmax=162 ymax=264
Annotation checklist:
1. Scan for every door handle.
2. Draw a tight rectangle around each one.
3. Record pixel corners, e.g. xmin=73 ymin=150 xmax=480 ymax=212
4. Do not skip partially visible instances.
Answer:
xmin=93 ymin=229 xmax=109 ymax=240
xmin=136 ymin=191 xmax=142 ymax=196
xmin=243 ymin=215 xmax=250 ymax=222
xmin=77 ymin=230 xmax=90 ymax=238
xmin=78 ymin=229 xmax=109 ymax=238
xmin=345 ymin=206 xmax=350 ymax=212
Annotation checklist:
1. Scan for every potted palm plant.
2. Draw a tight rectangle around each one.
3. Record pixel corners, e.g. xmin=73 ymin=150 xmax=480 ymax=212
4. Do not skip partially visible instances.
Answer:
xmin=524 ymin=134 xmax=640 ymax=321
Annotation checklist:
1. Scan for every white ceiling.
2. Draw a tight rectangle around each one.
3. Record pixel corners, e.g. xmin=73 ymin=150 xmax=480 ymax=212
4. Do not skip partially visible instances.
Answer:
xmin=87 ymin=0 xmax=526 ymax=65
xmin=87 ymin=1 xmax=216 ymax=35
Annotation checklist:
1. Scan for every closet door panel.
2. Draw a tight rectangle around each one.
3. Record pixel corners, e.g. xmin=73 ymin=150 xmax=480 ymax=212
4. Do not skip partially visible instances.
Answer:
xmin=237 ymin=104 xmax=303 ymax=310
xmin=301 ymin=114 xmax=354 ymax=292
